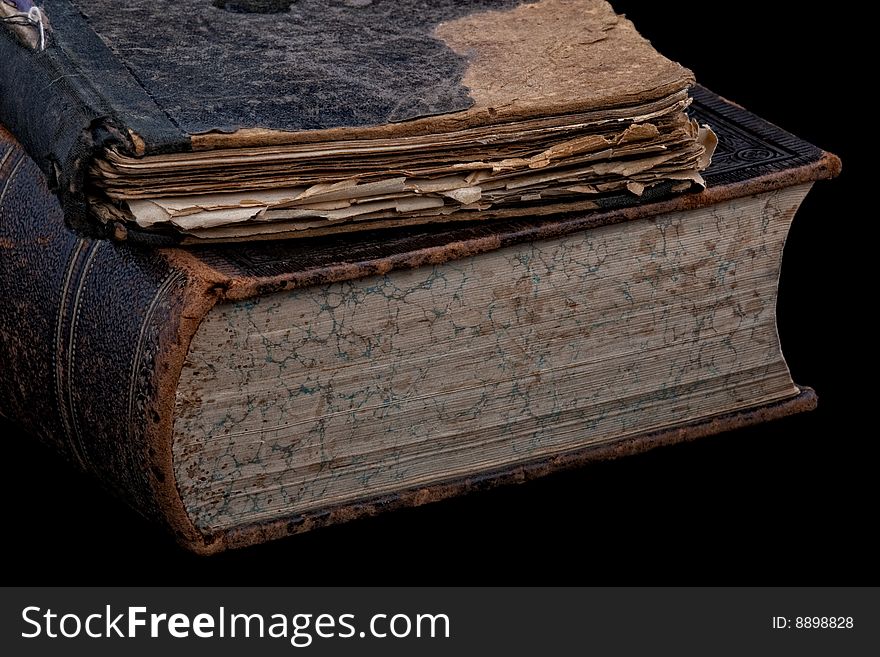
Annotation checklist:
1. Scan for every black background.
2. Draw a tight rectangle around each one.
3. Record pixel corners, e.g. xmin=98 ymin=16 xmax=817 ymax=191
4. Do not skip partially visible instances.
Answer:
xmin=3 ymin=2 xmax=870 ymax=584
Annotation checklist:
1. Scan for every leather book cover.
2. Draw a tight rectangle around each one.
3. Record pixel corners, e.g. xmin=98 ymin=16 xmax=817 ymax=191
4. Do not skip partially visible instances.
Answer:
xmin=0 ymin=0 xmax=708 ymax=239
xmin=0 ymin=88 xmax=840 ymax=552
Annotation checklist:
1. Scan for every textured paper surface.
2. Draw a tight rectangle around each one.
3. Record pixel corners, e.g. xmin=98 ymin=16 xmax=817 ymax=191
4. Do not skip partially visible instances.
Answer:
xmin=174 ymin=185 xmax=808 ymax=530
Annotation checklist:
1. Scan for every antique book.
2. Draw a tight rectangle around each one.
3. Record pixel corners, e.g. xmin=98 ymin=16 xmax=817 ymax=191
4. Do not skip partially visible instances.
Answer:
xmin=1 ymin=0 xmax=714 ymax=242
xmin=0 ymin=89 xmax=839 ymax=553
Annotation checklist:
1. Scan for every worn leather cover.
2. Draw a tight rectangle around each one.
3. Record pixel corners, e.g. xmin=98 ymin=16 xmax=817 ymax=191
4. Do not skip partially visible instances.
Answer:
xmin=0 ymin=89 xmax=840 ymax=553
xmin=0 ymin=0 xmax=696 ymax=235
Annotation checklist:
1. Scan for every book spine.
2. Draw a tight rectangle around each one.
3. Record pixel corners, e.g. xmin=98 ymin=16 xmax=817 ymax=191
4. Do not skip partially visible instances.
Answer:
xmin=0 ymin=0 xmax=188 ymax=235
xmin=0 ymin=125 xmax=211 ymax=549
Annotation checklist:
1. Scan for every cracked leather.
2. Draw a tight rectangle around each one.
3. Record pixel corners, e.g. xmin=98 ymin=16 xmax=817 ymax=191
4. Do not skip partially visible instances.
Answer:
xmin=0 ymin=0 xmax=539 ymax=235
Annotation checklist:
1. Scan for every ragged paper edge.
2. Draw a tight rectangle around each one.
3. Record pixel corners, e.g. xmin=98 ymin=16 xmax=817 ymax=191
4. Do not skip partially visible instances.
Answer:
xmin=126 ymin=128 xmax=712 ymax=231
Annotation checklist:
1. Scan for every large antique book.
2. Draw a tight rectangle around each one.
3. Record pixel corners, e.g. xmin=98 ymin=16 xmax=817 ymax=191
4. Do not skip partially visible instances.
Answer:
xmin=0 ymin=89 xmax=839 ymax=553
xmin=1 ymin=0 xmax=714 ymax=241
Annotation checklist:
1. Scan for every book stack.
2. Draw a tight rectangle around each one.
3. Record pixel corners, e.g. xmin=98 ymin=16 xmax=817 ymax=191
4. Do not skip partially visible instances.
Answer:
xmin=0 ymin=0 xmax=838 ymax=553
